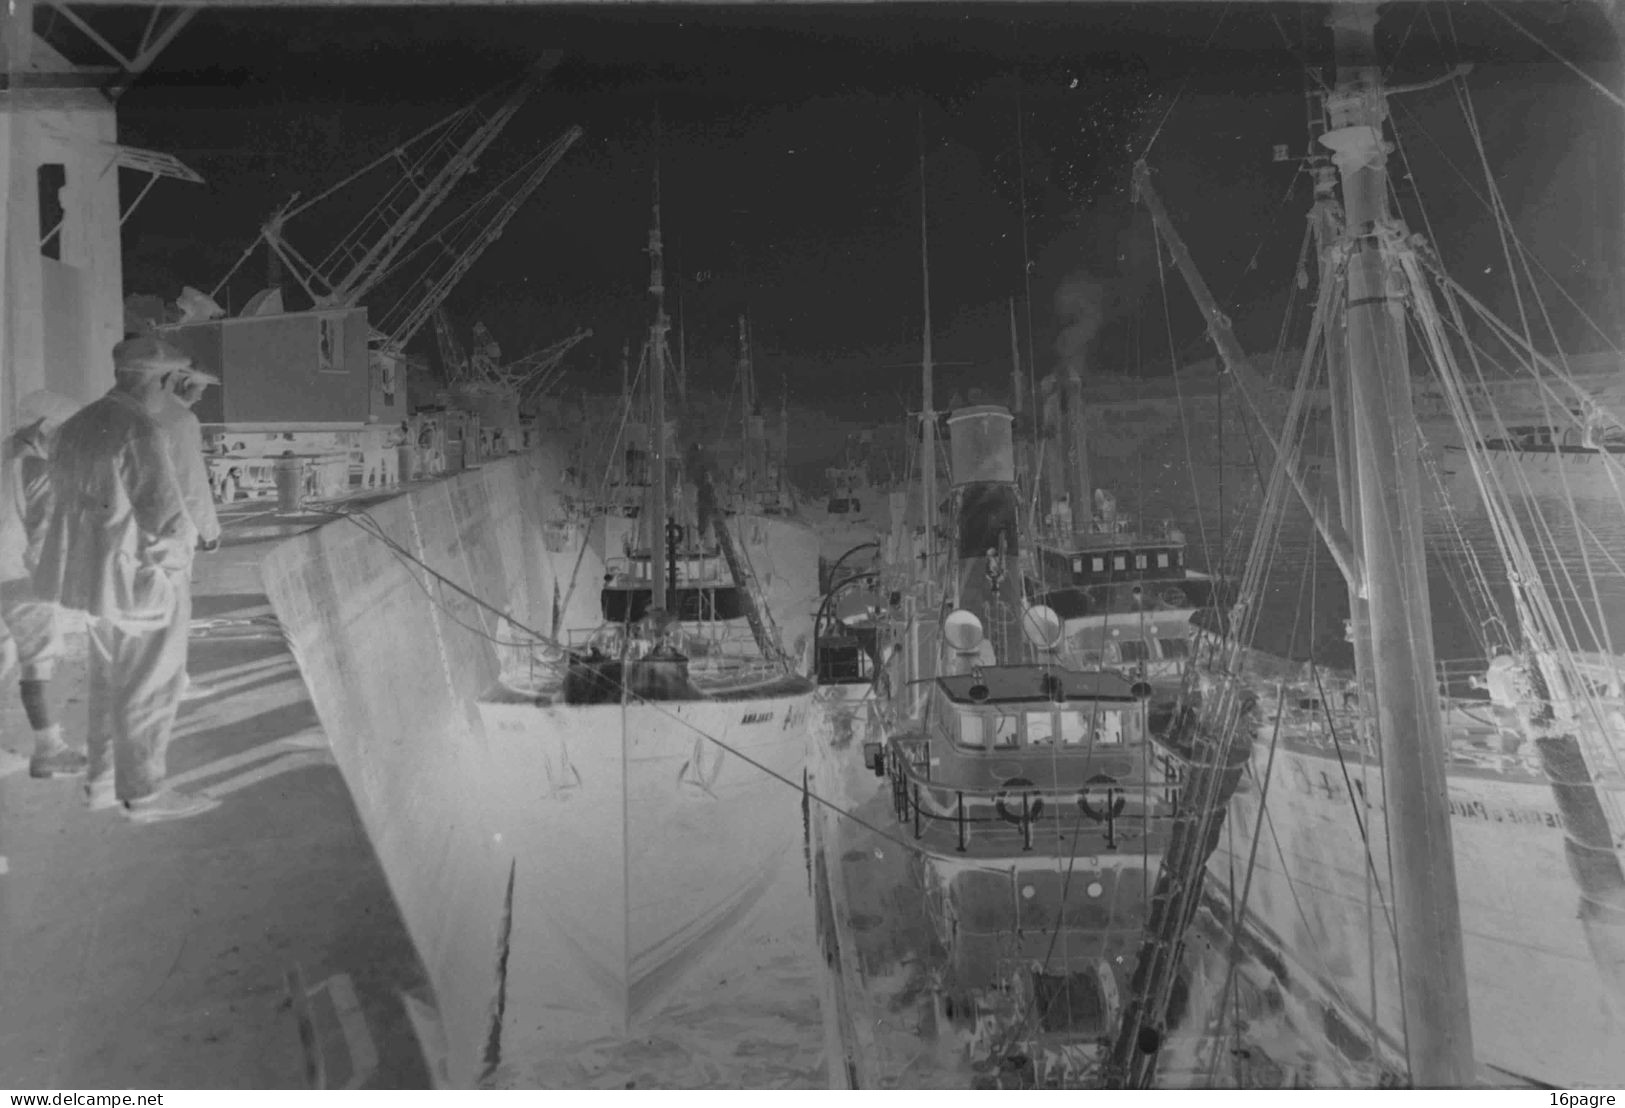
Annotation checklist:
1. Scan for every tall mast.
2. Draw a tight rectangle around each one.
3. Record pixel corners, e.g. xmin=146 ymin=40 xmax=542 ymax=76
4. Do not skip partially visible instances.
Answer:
xmin=648 ymin=162 xmax=671 ymax=614
xmin=1324 ymin=4 xmax=1474 ymax=1084
xmin=738 ymin=314 xmax=754 ymax=488
xmin=1008 ymin=297 xmax=1024 ymax=488
xmin=919 ymin=129 xmax=938 ymax=576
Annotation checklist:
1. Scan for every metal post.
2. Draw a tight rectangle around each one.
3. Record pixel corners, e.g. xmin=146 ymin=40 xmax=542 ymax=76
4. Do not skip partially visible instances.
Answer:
xmin=1325 ymin=4 xmax=1474 ymax=1085
xmin=1021 ymin=794 xmax=1033 ymax=852
xmin=956 ymin=792 xmax=967 ymax=853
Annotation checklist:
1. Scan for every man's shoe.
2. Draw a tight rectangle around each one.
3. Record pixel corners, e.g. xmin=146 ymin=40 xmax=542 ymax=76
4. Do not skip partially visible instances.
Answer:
xmin=29 ymin=746 xmax=88 ymax=779
xmin=123 ymin=789 xmax=219 ymax=824
xmin=85 ymin=778 xmax=117 ymax=810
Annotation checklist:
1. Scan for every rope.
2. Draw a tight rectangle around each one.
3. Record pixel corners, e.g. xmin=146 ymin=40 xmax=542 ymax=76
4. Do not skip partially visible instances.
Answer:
xmin=1152 ymin=220 xmax=1213 ymax=570
xmin=1483 ymin=2 xmax=1625 ymax=112
xmin=312 ymin=505 xmax=1021 ymax=880
xmin=1139 ymin=1 xmax=1235 ymax=161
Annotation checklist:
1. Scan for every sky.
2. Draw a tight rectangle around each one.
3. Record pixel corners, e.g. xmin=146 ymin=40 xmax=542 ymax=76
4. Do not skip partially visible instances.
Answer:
xmin=106 ymin=1 xmax=1624 ymax=413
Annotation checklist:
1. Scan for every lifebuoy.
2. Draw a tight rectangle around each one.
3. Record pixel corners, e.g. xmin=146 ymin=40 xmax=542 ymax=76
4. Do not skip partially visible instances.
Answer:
xmin=1078 ymin=773 xmax=1127 ymax=823
xmin=665 ymin=521 xmax=687 ymax=548
xmin=1161 ymin=587 xmax=1188 ymax=608
xmin=995 ymin=777 xmax=1044 ymax=824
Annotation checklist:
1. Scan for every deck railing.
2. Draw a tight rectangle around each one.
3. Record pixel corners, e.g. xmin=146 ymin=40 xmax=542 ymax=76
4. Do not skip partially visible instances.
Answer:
xmin=886 ymin=736 xmax=1182 ymax=859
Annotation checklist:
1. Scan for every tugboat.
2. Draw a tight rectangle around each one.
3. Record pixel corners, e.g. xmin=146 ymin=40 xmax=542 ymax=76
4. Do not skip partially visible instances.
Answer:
xmin=872 ymin=404 xmax=1248 ymax=1086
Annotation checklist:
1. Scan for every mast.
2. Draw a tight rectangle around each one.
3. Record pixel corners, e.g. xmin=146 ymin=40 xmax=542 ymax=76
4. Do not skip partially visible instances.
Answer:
xmin=648 ymin=164 xmax=671 ymax=614
xmin=1008 ymin=297 xmax=1025 ymax=488
xmin=1323 ymin=4 xmax=1474 ymax=1084
xmin=738 ymin=314 xmax=754 ymax=490
xmin=919 ymin=132 xmax=938 ymax=577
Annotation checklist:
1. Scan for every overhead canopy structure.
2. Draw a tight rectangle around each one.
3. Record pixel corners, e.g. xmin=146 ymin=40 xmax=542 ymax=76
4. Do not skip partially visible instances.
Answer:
xmin=20 ymin=0 xmax=196 ymax=100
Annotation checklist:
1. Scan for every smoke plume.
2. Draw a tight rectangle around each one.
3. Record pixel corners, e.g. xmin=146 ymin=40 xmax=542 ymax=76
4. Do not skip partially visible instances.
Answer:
xmin=1052 ymin=272 xmax=1107 ymax=373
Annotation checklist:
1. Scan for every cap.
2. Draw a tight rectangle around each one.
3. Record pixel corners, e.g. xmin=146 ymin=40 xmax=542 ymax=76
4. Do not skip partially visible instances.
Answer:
xmin=174 ymin=365 xmax=221 ymax=387
xmin=15 ymin=391 xmax=80 ymax=431
xmin=112 ymin=335 xmax=192 ymax=375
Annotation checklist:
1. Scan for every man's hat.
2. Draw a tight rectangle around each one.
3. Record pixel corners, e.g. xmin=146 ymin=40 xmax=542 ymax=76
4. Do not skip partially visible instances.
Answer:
xmin=174 ymin=365 xmax=221 ymax=387
xmin=111 ymin=335 xmax=192 ymax=375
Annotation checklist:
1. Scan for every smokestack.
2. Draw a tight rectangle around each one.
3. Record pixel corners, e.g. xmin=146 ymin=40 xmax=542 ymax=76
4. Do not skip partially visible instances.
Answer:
xmin=947 ymin=405 xmax=1023 ymax=661
xmin=1053 ymin=274 xmax=1104 ymax=536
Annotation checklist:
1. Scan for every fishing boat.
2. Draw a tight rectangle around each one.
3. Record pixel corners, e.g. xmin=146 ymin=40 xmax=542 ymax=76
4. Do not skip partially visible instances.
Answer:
xmin=1031 ymin=491 xmax=1225 ymax=698
xmin=805 ymin=140 xmax=1258 ymax=1089
xmin=1116 ymin=5 xmax=1625 ymax=1088
xmin=471 ymin=178 xmax=819 ymax=1049
xmin=874 ymin=403 xmax=1258 ymax=1086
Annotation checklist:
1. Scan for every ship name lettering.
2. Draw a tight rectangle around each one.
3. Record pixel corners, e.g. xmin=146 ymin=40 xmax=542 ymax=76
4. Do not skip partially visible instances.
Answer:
xmin=1447 ymin=798 xmax=1564 ymax=828
xmin=740 ymin=710 xmax=774 ymax=726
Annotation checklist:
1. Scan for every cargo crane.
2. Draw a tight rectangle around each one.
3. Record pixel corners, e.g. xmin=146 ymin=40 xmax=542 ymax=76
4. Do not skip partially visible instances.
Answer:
xmin=432 ymin=309 xmax=592 ymax=456
xmin=185 ymin=56 xmax=584 ymax=504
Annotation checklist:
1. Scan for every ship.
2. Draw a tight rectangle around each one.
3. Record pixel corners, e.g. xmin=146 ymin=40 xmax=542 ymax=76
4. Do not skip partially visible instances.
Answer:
xmin=467 ymin=171 xmax=823 ymax=1048
xmin=805 ymin=148 xmax=1257 ymax=1088
xmin=259 ymin=164 xmax=822 ymax=1085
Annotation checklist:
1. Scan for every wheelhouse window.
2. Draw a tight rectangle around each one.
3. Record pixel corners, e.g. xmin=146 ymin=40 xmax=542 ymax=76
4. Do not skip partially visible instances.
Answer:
xmin=1117 ymin=639 xmax=1150 ymax=663
xmin=1160 ymin=638 xmax=1189 ymax=658
xmin=1059 ymin=711 xmax=1091 ymax=745
xmin=1112 ymin=554 xmax=1128 ymax=572
xmin=958 ymin=713 xmax=986 ymax=749
xmin=1134 ymin=553 xmax=1148 ymax=570
xmin=1026 ymin=711 xmax=1055 ymax=746
xmin=1156 ymin=552 xmax=1170 ymax=569
xmin=1097 ymin=709 xmax=1125 ymax=745
xmin=1092 ymin=556 xmax=1105 ymax=573
xmin=992 ymin=715 xmax=1019 ymax=749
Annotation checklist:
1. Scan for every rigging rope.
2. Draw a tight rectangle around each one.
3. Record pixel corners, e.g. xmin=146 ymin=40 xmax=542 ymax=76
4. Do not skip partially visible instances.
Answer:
xmin=1483 ymin=2 xmax=1625 ymax=113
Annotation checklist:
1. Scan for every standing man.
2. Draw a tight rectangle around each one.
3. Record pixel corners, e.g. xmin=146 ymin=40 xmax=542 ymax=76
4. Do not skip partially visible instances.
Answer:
xmin=154 ymin=365 xmax=221 ymax=704
xmin=0 ymin=392 xmax=83 ymax=777
xmin=32 ymin=337 xmax=215 ymax=822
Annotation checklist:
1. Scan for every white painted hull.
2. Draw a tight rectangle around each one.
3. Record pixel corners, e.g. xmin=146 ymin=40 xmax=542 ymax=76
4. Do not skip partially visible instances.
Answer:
xmin=1432 ymin=445 xmax=1625 ymax=509
xmin=475 ymin=689 xmax=815 ymax=1050
xmin=1213 ymin=737 xmax=1625 ymax=1086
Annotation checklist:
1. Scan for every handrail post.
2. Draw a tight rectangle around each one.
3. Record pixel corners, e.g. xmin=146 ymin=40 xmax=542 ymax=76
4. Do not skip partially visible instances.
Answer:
xmin=956 ymin=791 xmax=967 ymax=853
xmin=913 ymin=783 xmax=922 ymax=840
xmin=1021 ymin=793 xmax=1033 ymax=852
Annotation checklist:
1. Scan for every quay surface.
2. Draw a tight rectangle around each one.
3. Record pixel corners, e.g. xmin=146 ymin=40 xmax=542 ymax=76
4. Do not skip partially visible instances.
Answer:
xmin=0 ymin=494 xmax=432 ymax=1089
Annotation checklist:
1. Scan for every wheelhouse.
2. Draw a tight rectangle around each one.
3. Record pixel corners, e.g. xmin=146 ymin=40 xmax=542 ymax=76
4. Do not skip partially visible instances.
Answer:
xmin=884 ymin=665 xmax=1188 ymax=860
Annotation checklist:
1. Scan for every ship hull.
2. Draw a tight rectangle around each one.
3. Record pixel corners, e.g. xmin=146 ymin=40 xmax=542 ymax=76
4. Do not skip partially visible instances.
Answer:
xmin=259 ymin=450 xmax=824 ymax=1085
xmin=1433 ymin=444 xmax=1625 ymax=508
xmin=474 ymin=688 xmax=815 ymax=1049
xmin=1212 ymin=736 xmax=1625 ymax=1086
